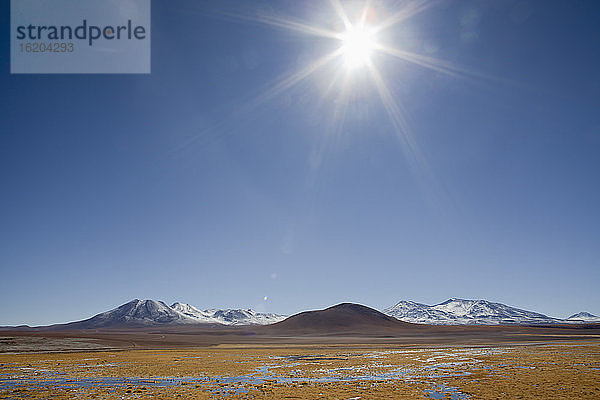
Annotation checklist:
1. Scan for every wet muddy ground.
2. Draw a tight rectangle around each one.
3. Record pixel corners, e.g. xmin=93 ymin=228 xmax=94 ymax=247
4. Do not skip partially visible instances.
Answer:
xmin=1 ymin=341 xmax=598 ymax=399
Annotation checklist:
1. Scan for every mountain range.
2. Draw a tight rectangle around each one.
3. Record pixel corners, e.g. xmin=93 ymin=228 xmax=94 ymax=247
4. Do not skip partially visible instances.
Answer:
xmin=566 ymin=312 xmax=600 ymax=323
xmin=170 ymin=301 xmax=287 ymax=325
xmin=4 ymin=298 xmax=598 ymax=329
xmin=57 ymin=299 xmax=287 ymax=329
xmin=382 ymin=298 xmax=591 ymax=325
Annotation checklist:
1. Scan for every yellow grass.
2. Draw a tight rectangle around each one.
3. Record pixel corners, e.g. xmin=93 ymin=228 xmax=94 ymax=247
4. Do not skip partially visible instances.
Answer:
xmin=1 ymin=341 xmax=598 ymax=399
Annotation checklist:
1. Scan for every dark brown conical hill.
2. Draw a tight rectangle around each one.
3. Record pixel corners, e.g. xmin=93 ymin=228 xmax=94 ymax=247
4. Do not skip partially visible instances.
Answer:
xmin=262 ymin=303 xmax=416 ymax=335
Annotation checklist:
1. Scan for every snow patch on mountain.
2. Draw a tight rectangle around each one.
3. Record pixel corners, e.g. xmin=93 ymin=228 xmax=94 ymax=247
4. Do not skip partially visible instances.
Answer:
xmin=74 ymin=300 xmax=287 ymax=328
xmin=171 ymin=302 xmax=286 ymax=325
xmin=170 ymin=302 xmax=216 ymax=323
xmin=566 ymin=312 xmax=600 ymax=323
xmin=380 ymin=301 xmax=454 ymax=324
xmin=77 ymin=299 xmax=195 ymax=328
xmin=383 ymin=298 xmax=564 ymax=325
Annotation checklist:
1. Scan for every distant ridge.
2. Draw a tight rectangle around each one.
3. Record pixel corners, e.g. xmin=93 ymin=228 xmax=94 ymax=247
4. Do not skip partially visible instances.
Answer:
xmin=383 ymin=298 xmax=571 ymax=325
xmin=66 ymin=300 xmax=191 ymax=329
xmin=38 ymin=299 xmax=287 ymax=329
xmin=2 ymin=298 xmax=597 ymax=329
xmin=567 ymin=312 xmax=600 ymax=323
xmin=170 ymin=302 xmax=286 ymax=325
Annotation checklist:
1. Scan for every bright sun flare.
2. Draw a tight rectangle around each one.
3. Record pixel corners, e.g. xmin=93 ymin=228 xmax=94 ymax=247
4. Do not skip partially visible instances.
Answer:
xmin=243 ymin=0 xmax=471 ymax=163
xmin=340 ymin=25 xmax=376 ymax=69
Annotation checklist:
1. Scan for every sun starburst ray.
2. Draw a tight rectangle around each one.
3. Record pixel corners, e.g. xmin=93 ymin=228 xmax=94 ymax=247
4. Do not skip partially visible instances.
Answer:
xmin=224 ymin=10 xmax=342 ymax=40
xmin=366 ymin=61 xmax=417 ymax=159
xmin=258 ymin=14 xmax=342 ymax=40
xmin=322 ymin=67 xmax=347 ymax=101
xmin=252 ymin=48 xmax=344 ymax=107
xmin=377 ymin=44 xmax=494 ymax=82
xmin=372 ymin=0 xmax=440 ymax=34
xmin=328 ymin=0 xmax=352 ymax=30
xmin=367 ymin=60 xmax=442 ymax=203
xmin=220 ymin=0 xmax=469 ymax=190
xmin=310 ymin=70 xmax=353 ymax=171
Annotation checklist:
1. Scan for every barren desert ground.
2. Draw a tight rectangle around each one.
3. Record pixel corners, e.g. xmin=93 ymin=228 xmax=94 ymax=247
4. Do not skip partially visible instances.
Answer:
xmin=1 ymin=336 xmax=599 ymax=399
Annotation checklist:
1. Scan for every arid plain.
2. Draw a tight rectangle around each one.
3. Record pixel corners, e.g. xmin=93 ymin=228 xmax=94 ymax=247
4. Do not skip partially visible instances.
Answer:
xmin=1 ymin=317 xmax=599 ymax=399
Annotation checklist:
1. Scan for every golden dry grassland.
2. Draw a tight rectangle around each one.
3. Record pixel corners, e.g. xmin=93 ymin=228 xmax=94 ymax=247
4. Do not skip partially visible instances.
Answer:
xmin=1 ymin=341 xmax=598 ymax=399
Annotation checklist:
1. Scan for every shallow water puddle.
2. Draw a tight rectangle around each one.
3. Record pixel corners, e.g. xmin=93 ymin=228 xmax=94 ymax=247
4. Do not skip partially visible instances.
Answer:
xmin=4 ymin=345 xmax=572 ymax=399
xmin=424 ymin=383 xmax=469 ymax=399
xmin=0 ymin=360 xmax=472 ymax=398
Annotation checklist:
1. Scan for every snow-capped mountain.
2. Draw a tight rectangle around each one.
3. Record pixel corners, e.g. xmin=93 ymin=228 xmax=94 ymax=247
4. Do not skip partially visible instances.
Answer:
xmin=72 ymin=299 xmax=194 ymax=328
xmin=383 ymin=298 xmax=563 ymax=325
xmin=170 ymin=302 xmax=217 ymax=323
xmin=381 ymin=301 xmax=457 ymax=324
xmin=171 ymin=302 xmax=287 ymax=325
xmin=66 ymin=300 xmax=286 ymax=328
xmin=210 ymin=309 xmax=287 ymax=325
xmin=567 ymin=312 xmax=600 ymax=323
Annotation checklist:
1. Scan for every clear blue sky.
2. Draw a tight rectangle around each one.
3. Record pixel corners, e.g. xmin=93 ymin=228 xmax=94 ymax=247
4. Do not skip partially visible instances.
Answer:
xmin=1 ymin=0 xmax=599 ymax=325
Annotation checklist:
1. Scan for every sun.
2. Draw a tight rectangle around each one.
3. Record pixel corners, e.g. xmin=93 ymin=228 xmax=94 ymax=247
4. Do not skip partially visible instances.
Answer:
xmin=237 ymin=0 xmax=469 ymax=163
xmin=340 ymin=24 xmax=376 ymax=69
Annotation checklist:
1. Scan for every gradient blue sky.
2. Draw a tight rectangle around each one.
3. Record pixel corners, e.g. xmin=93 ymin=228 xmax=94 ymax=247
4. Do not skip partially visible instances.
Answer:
xmin=1 ymin=0 xmax=599 ymax=325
